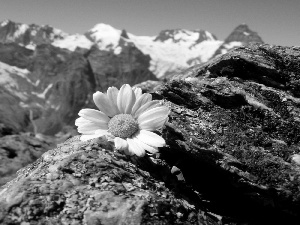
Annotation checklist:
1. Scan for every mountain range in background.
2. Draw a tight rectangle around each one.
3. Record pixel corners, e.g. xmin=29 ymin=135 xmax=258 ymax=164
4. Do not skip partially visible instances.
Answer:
xmin=0 ymin=19 xmax=264 ymax=135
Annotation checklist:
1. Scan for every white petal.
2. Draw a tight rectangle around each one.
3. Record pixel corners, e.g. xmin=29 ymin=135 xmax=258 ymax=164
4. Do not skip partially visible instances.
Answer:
xmin=93 ymin=92 xmax=118 ymax=117
xmin=138 ymin=106 xmax=169 ymax=131
xmin=134 ymin=100 xmax=161 ymax=119
xmin=78 ymin=109 xmax=110 ymax=124
xmin=117 ymin=84 xmax=136 ymax=114
xmin=135 ymin=130 xmax=165 ymax=148
xmin=95 ymin=129 xmax=109 ymax=137
xmin=80 ymin=134 xmax=101 ymax=141
xmin=131 ymin=93 xmax=152 ymax=115
xmin=75 ymin=117 xmax=92 ymax=126
xmin=132 ymin=136 xmax=158 ymax=154
xmin=133 ymin=87 xmax=143 ymax=99
xmin=139 ymin=116 xmax=168 ymax=131
xmin=107 ymin=87 xmax=120 ymax=113
xmin=77 ymin=123 xmax=106 ymax=134
xmin=127 ymin=138 xmax=145 ymax=157
xmin=114 ymin=137 xmax=128 ymax=150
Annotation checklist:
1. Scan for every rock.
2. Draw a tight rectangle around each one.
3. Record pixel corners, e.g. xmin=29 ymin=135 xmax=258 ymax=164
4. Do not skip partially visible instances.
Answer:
xmin=156 ymin=43 xmax=300 ymax=224
xmin=1 ymin=42 xmax=300 ymax=224
xmin=0 ymin=133 xmax=55 ymax=186
xmin=0 ymin=137 xmax=217 ymax=224
xmin=0 ymin=123 xmax=15 ymax=137
xmin=0 ymin=90 xmax=30 ymax=134
xmin=133 ymin=80 xmax=164 ymax=93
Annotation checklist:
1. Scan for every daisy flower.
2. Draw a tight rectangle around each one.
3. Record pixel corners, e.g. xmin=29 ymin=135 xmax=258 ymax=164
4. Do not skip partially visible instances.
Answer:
xmin=75 ymin=84 xmax=169 ymax=157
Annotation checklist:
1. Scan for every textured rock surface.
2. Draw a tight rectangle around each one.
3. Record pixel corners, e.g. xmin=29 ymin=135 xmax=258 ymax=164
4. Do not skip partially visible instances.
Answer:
xmin=133 ymin=80 xmax=164 ymax=93
xmin=1 ymin=43 xmax=300 ymax=224
xmin=0 ymin=137 xmax=217 ymax=225
xmin=156 ymin=43 xmax=300 ymax=224
xmin=0 ymin=133 xmax=54 ymax=186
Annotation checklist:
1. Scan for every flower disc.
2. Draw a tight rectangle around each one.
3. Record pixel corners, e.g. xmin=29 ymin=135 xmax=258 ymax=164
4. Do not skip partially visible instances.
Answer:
xmin=108 ymin=114 xmax=139 ymax=138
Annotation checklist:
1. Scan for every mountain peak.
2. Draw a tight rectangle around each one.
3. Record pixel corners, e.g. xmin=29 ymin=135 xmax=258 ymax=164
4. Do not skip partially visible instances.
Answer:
xmin=85 ymin=23 xmax=122 ymax=50
xmin=225 ymin=24 xmax=264 ymax=44
xmin=89 ymin=23 xmax=120 ymax=34
xmin=120 ymin=29 xmax=129 ymax=39
xmin=0 ymin=19 xmax=12 ymax=27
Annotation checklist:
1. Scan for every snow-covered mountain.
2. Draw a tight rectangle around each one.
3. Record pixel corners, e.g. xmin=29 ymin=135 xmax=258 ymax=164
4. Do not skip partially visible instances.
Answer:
xmin=0 ymin=20 xmax=264 ymax=78
xmin=0 ymin=19 xmax=264 ymax=135
xmin=84 ymin=24 xmax=223 ymax=77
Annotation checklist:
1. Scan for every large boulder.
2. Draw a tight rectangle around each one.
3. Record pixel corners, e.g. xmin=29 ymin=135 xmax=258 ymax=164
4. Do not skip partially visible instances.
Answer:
xmin=1 ymin=43 xmax=300 ymax=224
xmin=0 ymin=137 xmax=212 ymax=224
xmin=157 ymin=43 xmax=300 ymax=224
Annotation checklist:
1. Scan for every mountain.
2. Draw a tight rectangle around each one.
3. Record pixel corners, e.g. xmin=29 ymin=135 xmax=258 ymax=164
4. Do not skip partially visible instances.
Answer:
xmin=0 ymin=19 xmax=67 ymax=49
xmin=212 ymin=24 xmax=264 ymax=57
xmin=0 ymin=42 xmax=96 ymax=135
xmin=0 ymin=19 xmax=264 ymax=135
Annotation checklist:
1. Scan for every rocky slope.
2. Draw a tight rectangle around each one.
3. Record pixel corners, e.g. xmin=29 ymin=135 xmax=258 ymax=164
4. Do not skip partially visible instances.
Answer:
xmin=0 ymin=133 xmax=55 ymax=187
xmin=0 ymin=43 xmax=300 ymax=224
xmin=0 ymin=42 xmax=96 ymax=135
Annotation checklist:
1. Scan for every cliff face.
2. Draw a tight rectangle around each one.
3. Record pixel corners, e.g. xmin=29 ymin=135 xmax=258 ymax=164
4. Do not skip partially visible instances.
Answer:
xmin=1 ymin=43 xmax=300 ymax=224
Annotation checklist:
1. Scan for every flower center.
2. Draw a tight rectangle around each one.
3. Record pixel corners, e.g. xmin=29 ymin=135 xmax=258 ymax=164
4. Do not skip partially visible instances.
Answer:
xmin=108 ymin=114 xmax=139 ymax=138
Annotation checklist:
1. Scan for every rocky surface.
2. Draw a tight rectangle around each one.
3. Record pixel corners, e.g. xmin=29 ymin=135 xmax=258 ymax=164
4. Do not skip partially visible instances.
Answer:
xmin=0 ymin=137 xmax=216 ymax=225
xmin=1 ymin=43 xmax=300 ymax=224
xmin=133 ymin=80 xmax=164 ymax=93
xmin=0 ymin=133 xmax=55 ymax=187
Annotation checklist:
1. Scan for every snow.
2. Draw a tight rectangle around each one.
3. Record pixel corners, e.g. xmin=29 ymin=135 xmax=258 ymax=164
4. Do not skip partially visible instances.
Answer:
xmin=25 ymin=43 xmax=36 ymax=50
xmin=1 ymin=62 xmax=40 ymax=87
xmin=82 ymin=24 xmax=223 ymax=78
xmin=14 ymin=24 xmax=29 ymax=38
xmin=0 ymin=62 xmax=31 ymax=100
xmin=32 ymin=83 xmax=53 ymax=99
xmin=128 ymin=32 xmax=222 ymax=77
xmin=114 ymin=46 xmax=122 ymax=55
xmin=205 ymin=31 xmax=215 ymax=40
xmin=243 ymin=32 xmax=250 ymax=36
xmin=173 ymin=30 xmax=199 ymax=42
xmin=0 ymin=19 xmax=10 ymax=26
xmin=52 ymin=34 xmax=93 ymax=51
xmin=87 ymin=23 xmax=121 ymax=50
xmin=221 ymin=41 xmax=243 ymax=54
xmin=49 ymin=27 xmax=68 ymax=40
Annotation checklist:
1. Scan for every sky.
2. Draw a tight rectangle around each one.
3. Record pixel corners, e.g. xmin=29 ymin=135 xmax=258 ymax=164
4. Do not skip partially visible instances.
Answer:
xmin=0 ymin=0 xmax=299 ymax=46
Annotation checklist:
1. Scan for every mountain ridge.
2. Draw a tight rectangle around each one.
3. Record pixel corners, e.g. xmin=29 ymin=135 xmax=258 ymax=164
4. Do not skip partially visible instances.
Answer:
xmin=0 ymin=20 xmax=264 ymax=78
